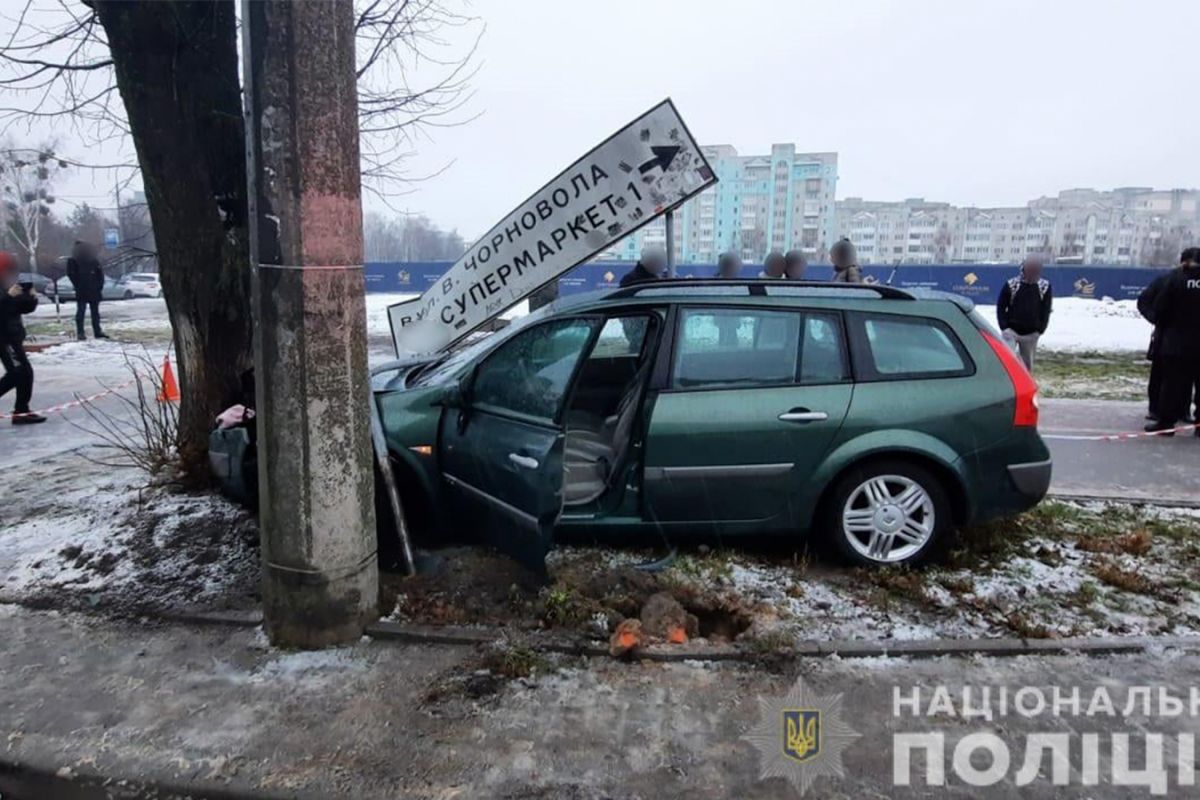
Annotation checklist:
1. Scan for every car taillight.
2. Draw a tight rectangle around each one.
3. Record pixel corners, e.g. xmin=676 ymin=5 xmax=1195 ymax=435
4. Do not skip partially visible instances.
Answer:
xmin=982 ymin=331 xmax=1039 ymax=427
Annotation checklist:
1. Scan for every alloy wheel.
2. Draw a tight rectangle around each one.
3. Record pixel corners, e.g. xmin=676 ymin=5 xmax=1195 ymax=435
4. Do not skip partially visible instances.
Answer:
xmin=841 ymin=474 xmax=935 ymax=564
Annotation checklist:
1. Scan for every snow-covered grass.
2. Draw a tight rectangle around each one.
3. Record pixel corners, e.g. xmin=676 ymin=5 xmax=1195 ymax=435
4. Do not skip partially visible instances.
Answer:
xmin=1037 ymin=297 xmax=1150 ymax=353
xmin=537 ymin=500 xmax=1200 ymax=646
xmin=0 ymin=454 xmax=259 ymax=615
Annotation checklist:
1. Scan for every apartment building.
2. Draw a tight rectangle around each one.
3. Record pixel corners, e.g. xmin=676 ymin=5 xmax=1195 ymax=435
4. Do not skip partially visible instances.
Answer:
xmin=838 ymin=188 xmax=1200 ymax=266
xmin=601 ymin=145 xmax=838 ymax=264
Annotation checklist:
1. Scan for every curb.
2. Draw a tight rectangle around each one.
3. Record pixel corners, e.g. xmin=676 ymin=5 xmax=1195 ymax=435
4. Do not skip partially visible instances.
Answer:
xmin=363 ymin=622 xmax=1200 ymax=662
xmin=1046 ymin=490 xmax=1200 ymax=509
xmin=0 ymin=758 xmax=299 ymax=800
xmin=11 ymin=602 xmax=1200 ymax=663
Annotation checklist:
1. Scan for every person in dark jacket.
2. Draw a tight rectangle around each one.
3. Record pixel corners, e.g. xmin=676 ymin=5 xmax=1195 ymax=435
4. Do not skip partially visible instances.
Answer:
xmin=1147 ymin=248 xmax=1200 ymax=434
xmin=715 ymin=251 xmax=742 ymax=278
xmin=1137 ymin=269 xmax=1173 ymax=422
xmin=66 ymin=240 xmax=108 ymax=341
xmin=996 ymin=254 xmax=1053 ymax=370
xmin=618 ymin=245 xmax=667 ymax=287
xmin=0 ymin=252 xmax=47 ymax=425
xmin=759 ymin=251 xmax=785 ymax=279
xmin=784 ymin=250 xmax=808 ymax=280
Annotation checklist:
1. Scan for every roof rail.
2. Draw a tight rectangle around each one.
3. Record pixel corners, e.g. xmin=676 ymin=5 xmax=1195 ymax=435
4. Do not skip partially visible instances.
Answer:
xmin=607 ymin=278 xmax=915 ymax=300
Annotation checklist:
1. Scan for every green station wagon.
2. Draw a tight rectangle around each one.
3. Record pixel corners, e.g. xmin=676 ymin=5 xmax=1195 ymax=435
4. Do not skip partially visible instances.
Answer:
xmin=372 ymin=280 xmax=1050 ymax=571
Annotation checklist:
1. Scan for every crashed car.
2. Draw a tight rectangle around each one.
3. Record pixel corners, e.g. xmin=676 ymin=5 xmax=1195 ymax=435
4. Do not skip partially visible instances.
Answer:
xmin=372 ymin=280 xmax=1050 ymax=570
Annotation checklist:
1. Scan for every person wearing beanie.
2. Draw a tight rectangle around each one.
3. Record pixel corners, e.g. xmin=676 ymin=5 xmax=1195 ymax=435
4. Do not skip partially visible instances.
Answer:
xmin=830 ymin=238 xmax=862 ymax=283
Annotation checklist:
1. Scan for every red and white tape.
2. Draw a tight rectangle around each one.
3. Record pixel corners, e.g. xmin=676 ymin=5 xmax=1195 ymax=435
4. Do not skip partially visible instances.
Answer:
xmin=1042 ymin=421 xmax=1200 ymax=442
xmin=1 ymin=379 xmax=138 ymax=421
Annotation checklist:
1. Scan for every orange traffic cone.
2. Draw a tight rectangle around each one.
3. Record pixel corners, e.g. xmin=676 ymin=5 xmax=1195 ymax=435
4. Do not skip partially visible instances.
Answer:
xmin=157 ymin=356 xmax=180 ymax=402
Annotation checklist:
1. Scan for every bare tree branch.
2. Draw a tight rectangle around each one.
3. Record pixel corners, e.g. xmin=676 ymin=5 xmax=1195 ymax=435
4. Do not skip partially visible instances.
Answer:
xmin=0 ymin=0 xmax=482 ymax=198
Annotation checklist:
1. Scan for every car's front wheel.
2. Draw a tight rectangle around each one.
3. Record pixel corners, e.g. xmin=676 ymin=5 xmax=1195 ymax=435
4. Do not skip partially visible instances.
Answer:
xmin=123 ymin=290 xmax=133 ymax=300
xmin=825 ymin=460 xmax=950 ymax=567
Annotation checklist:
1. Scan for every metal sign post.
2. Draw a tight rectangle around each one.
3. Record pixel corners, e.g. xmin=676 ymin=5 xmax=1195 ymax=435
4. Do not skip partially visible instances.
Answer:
xmin=387 ymin=99 xmax=715 ymax=355
xmin=665 ymin=209 xmax=676 ymax=278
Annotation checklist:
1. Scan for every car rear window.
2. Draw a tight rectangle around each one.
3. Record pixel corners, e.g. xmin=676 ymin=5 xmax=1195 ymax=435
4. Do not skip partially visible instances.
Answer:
xmin=851 ymin=313 xmax=973 ymax=380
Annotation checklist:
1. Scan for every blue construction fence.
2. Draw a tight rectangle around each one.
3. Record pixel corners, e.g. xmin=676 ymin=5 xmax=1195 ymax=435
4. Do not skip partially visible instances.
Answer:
xmin=364 ymin=261 xmax=1171 ymax=303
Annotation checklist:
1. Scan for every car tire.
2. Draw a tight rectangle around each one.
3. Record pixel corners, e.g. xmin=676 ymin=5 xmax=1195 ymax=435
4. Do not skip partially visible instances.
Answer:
xmin=123 ymin=290 xmax=133 ymax=300
xmin=824 ymin=459 xmax=951 ymax=568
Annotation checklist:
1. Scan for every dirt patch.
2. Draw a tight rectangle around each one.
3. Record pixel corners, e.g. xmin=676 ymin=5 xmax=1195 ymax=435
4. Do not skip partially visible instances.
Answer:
xmin=384 ymin=548 xmax=756 ymax=646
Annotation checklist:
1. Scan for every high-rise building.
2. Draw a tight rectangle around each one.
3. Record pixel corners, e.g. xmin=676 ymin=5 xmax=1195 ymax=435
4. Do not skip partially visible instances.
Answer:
xmin=601 ymin=145 xmax=838 ymax=264
xmin=837 ymin=188 xmax=1200 ymax=267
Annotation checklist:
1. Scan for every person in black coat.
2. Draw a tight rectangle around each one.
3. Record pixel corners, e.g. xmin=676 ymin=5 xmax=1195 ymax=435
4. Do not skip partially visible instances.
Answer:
xmin=1137 ymin=270 xmax=1172 ymax=421
xmin=996 ymin=255 xmax=1053 ymax=370
xmin=0 ymin=252 xmax=47 ymax=424
xmin=1148 ymin=247 xmax=1200 ymax=434
xmin=66 ymin=240 xmax=108 ymax=341
xmin=619 ymin=245 xmax=667 ymax=287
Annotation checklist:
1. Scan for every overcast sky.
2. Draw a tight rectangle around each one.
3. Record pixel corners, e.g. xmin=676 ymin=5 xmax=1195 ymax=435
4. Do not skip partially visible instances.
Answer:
xmin=8 ymin=0 xmax=1198 ymax=240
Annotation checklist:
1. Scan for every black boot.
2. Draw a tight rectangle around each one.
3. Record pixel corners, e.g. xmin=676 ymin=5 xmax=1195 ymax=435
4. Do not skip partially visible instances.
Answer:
xmin=12 ymin=412 xmax=47 ymax=425
xmin=1144 ymin=421 xmax=1176 ymax=436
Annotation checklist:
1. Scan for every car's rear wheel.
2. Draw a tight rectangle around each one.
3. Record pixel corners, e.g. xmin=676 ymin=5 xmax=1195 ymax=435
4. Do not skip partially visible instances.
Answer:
xmin=123 ymin=290 xmax=133 ymax=300
xmin=825 ymin=460 xmax=950 ymax=567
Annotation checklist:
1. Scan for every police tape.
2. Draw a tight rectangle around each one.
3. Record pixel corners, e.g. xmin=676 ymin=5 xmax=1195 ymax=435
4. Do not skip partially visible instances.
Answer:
xmin=0 ymin=379 xmax=138 ymax=421
xmin=1042 ymin=421 xmax=1200 ymax=442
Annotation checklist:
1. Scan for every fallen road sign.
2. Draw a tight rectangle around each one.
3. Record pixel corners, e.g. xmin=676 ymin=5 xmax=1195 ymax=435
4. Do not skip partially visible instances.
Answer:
xmin=388 ymin=98 xmax=716 ymax=355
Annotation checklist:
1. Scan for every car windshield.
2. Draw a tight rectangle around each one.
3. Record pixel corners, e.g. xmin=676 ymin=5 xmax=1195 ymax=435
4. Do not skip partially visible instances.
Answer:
xmin=407 ymin=305 xmax=556 ymax=387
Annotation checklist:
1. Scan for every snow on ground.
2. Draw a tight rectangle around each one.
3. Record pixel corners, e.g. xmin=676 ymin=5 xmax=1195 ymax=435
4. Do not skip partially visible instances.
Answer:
xmin=1038 ymin=297 xmax=1150 ymax=352
xmin=537 ymin=500 xmax=1200 ymax=645
xmin=0 ymin=452 xmax=259 ymax=616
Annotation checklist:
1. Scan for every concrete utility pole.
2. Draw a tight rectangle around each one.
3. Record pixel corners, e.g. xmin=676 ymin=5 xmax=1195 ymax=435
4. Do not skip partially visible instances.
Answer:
xmin=242 ymin=0 xmax=378 ymax=647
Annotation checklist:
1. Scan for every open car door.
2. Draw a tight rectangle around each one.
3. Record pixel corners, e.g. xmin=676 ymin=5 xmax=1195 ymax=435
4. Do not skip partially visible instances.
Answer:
xmin=438 ymin=317 xmax=602 ymax=577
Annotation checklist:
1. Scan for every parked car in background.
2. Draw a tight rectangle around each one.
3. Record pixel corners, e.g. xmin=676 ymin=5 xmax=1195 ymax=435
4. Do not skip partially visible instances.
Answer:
xmin=100 ymin=276 xmax=134 ymax=300
xmin=43 ymin=276 xmax=74 ymax=301
xmin=119 ymin=272 xmax=163 ymax=298
xmin=371 ymin=280 xmax=1050 ymax=571
xmin=16 ymin=272 xmax=53 ymax=297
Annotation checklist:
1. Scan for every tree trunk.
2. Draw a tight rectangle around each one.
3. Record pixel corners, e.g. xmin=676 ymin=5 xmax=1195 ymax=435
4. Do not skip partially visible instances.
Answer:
xmin=94 ymin=1 xmax=252 ymax=476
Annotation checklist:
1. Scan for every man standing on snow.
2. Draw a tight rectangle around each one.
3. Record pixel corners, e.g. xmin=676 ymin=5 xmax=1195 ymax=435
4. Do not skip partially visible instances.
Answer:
xmin=0 ymin=251 xmax=47 ymax=425
xmin=997 ymin=254 xmax=1053 ymax=370
xmin=1148 ymin=247 xmax=1200 ymax=435
xmin=66 ymin=240 xmax=109 ymax=341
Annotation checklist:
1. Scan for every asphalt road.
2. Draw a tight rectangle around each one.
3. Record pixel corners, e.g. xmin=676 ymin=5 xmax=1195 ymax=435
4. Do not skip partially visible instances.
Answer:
xmin=1041 ymin=398 xmax=1200 ymax=506
xmin=3 ymin=607 xmax=1200 ymax=799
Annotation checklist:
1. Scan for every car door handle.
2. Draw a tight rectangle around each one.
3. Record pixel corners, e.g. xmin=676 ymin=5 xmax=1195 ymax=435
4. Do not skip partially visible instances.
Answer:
xmin=778 ymin=410 xmax=828 ymax=423
xmin=508 ymin=453 xmax=540 ymax=469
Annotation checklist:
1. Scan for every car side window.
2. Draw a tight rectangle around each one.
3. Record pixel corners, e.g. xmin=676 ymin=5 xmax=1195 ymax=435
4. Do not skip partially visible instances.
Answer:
xmin=856 ymin=314 xmax=971 ymax=379
xmin=672 ymin=308 xmax=800 ymax=389
xmin=592 ymin=316 xmax=648 ymax=357
xmin=799 ymin=313 xmax=849 ymax=384
xmin=472 ymin=317 xmax=598 ymax=423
